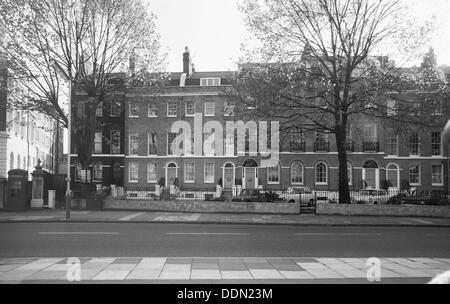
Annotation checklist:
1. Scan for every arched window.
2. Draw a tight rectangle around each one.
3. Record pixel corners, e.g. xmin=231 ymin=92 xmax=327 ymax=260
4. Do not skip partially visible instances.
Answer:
xmin=386 ymin=163 xmax=400 ymax=189
xmin=347 ymin=162 xmax=353 ymax=185
xmin=17 ymin=154 xmax=21 ymax=169
xmin=315 ymin=162 xmax=328 ymax=185
xmin=10 ymin=152 xmax=14 ymax=170
xmin=290 ymin=161 xmax=304 ymax=185
xmin=94 ymin=162 xmax=103 ymax=181
xmin=267 ymin=163 xmax=280 ymax=184
xmin=23 ymin=156 xmax=26 ymax=170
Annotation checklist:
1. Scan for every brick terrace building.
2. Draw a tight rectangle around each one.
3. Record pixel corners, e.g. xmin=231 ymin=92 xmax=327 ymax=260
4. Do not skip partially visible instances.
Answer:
xmin=77 ymin=48 xmax=450 ymax=194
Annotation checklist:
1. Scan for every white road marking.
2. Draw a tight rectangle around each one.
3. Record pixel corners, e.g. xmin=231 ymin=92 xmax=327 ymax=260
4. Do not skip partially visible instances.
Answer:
xmin=408 ymin=218 xmax=434 ymax=224
xmin=165 ymin=232 xmax=251 ymax=235
xmin=118 ymin=212 xmax=146 ymax=221
xmin=39 ymin=232 xmax=119 ymax=235
xmin=294 ymin=233 xmax=382 ymax=236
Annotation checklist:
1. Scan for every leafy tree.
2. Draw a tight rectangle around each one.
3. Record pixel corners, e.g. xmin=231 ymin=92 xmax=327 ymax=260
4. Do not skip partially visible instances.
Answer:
xmin=231 ymin=0 xmax=444 ymax=203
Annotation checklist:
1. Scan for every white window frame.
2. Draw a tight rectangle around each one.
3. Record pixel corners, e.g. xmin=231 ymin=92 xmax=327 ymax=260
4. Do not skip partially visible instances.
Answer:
xmin=184 ymin=162 xmax=195 ymax=183
xmin=128 ymin=162 xmax=139 ymax=183
xmin=315 ymin=162 xmax=328 ymax=185
xmin=290 ymin=161 xmax=304 ymax=185
xmin=204 ymin=101 xmax=215 ymax=117
xmin=386 ymin=132 xmax=398 ymax=156
xmin=96 ymin=102 xmax=103 ymax=117
xmin=431 ymin=131 xmax=442 ymax=157
xmin=148 ymin=133 xmax=157 ymax=156
xmin=431 ymin=164 xmax=444 ymax=186
xmin=94 ymin=132 xmax=102 ymax=154
xmin=93 ymin=162 xmax=103 ymax=181
xmin=167 ymin=132 xmax=177 ymax=155
xmin=147 ymin=103 xmax=157 ymax=117
xmin=267 ymin=164 xmax=280 ymax=184
xmin=167 ymin=101 xmax=177 ymax=117
xmin=147 ymin=162 xmax=157 ymax=183
xmin=129 ymin=132 xmax=139 ymax=156
xmin=204 ymin=163 xmax=215 ymax=184
xmin=409 ymin=132 xmax=421 ymax=156
xmin=200 ymin=78 xmax=221 ymax=86
xmin=185 ymin=100 xmax=195 ymax=117
xmin=363 ymin=122 xmax=378 ymax=142
xmin=409 ymin=165 xmax=421 ymax=186
xmin=386 ymin=163 xmax=400 ymax=189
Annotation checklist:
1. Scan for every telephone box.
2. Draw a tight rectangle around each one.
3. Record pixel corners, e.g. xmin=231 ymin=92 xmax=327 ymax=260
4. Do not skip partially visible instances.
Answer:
xmin=7 ymin=169 xmax=30 ymax=211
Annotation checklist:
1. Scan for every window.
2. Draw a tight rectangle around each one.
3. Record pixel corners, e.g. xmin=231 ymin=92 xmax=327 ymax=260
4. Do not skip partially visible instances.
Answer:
xmin=267 ymin=164 xmax=280 ymax=184
xmin=290 ymin=162 xmax=303 ymax=184
xmin=387 ymin=164 xmax=400 ymax=188
xmin=17 ymin=154 xmax=20 ymax=169
xmin=94 ymin=132 xmax=102 ymax=153
xmin=204 ymin=163 xmax=215 ymax=183
xmin=148 ymin=133 xmax=158 ymax=155
xmin=96 ymin=102 xmax=103 ymax=117
xmin=431 ymin=132 xmax=441 ymax=156
xmin=386 ymin=131 xmax=398 ymax=156
xmin=290 ymin=130 xmax=305 ymax=151
xmin=148 ymin=103 xmax=157 ymax=117
xmin=205 ymin=101 xmax=215 ymax=116
xmin=432 ymin=164 xmax=444 ymax=186
xmin=93 ymin=162 xmax=102 ymax=181
xmin=224 ymin=101 xmax=234 ymax=116
xmin=147 ymin=163 xmax=157 ymax=183
xmin=111 ymin=130 xmax=121 ymax=154
xmin=129 ymin=162 xmax=139 ymax=182
xmin=363 ymin=123 xmax=377 ymax=142
xmin=75 ymin=162 xmax=81 ymax=181
xmin=347 ymin=162 xmax=353 ymax=185
xmin=386 ymin=99 xmax=397 ymax=116
xmin=200 ymin=78 xmax=220 ymax=86
xmin=184 ymin=162 xmax=195 ymax=183
xmin=315 ymin=162 xmax=328 ymax=185
xmin=167 ymin=133 xmax=178 ymax=155
xmin=129 ymin=132 xmax=139 ymax=155
xmin=409 ymin=165 xmax=421 ymax=185
xmin=110 ymin=100 xmax=121 ymax=117
xmin=167 ymin=101 xmax=177 ymax=117
xmin=203 ymin=131 xmax=215 ymax=155
xmin=409 ymin=132 xmax=420 ymax=156
xmin=185 ymin=100 xmax=195 ymax=116
xmin=129 ymin=104 xmax=139 ymax=117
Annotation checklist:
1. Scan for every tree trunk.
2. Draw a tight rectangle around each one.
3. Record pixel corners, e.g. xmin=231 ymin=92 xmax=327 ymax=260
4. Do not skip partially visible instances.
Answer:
xmin=335 ymin=130 xmax=351 ymax=204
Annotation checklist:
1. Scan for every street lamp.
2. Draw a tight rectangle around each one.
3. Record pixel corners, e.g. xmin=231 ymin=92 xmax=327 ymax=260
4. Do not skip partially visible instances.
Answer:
xmin=51 ymin=59 xmax=71 ymax=220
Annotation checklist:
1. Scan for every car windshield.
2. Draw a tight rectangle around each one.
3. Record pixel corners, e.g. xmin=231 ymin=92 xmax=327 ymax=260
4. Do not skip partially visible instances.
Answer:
xmin=361 ymin=190 xmax=376 ymax=196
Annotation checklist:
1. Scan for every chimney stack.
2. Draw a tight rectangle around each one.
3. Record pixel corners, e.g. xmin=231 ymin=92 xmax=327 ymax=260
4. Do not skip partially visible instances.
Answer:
xmin=183 ymin=47 xmax=193 ymax=75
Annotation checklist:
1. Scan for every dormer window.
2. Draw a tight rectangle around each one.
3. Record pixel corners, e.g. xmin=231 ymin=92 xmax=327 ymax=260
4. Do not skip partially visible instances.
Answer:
xmin=200 ymin=78 xmax=220 ymax=86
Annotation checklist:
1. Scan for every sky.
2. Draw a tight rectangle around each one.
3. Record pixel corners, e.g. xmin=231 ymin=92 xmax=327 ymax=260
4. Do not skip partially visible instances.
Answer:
xmin=147 ymin=0 xmax=450 ymax=72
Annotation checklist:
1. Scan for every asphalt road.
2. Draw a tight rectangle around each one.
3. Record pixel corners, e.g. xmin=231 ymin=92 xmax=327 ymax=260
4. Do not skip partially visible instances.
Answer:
xmin=1 ymin=222 xmax=450 ymax=258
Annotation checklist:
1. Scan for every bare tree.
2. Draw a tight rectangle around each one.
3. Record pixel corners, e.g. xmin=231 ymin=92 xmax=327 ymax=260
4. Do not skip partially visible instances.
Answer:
xmin=0 ymin=0 xmax=166 ymax=179
xmin=232 ymin=0 xmax=443 ymax=203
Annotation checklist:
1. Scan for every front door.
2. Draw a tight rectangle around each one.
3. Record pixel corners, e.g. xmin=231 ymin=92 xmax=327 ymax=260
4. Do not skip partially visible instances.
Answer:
xmin=224 ymin=166 xmax=234 ymax=189
xmin=166 ymin=164 xmax=177 ymax=187
xmin=244 ymin=167 xmax=256 ymax=189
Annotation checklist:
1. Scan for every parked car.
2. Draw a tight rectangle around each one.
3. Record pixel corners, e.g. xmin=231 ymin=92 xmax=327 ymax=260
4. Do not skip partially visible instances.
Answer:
xmin=283 ymin=187 xmax=316 ymax=206
xmin=350 ymin=189 xmax=389 ymax=205
xmin=388 ymin=190 xmax=449 ymax=206
xmin=232 ymin=189 xmax=283 ymax=202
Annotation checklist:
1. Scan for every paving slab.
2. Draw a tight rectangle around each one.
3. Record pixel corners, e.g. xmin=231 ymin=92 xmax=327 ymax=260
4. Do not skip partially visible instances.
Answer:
xmin=191 ymin=263 xmax=220 ymax=270
xmin=221 ymin=271 xmax=253 ymax=280
xmin=280 ymin=271 xmax=314 ymax=279
xmin=162 ymin=264 xmax=191 ymax=272
xmin=190 ymin=269 xmax=222 ymax=280
xmin=126 ymin=270 xmax=161 ymax=280
xmin=249 ymin=269 xmax=284 ymax=279
xmin=93 ymin=270 xmax=131 ymax=280
xmin=158 ymin=271 xmax=190 ymax=280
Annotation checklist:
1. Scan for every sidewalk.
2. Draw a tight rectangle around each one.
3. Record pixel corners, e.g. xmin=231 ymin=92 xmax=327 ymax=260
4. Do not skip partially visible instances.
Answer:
xmin=0 ymin=209 xmax=450 ymax=226
xmin=1 ymin=256 xmax=449 ymax=283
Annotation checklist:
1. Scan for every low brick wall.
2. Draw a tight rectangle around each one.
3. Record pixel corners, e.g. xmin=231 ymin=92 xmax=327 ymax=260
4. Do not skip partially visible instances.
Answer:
xmin=316 ymin=202 xmax=450 ymax=218
xmin=104 ymin=199 xmax=300 ymax=214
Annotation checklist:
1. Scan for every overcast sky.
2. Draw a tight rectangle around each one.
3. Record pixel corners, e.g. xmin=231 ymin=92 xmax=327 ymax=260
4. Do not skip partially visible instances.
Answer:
xmin=148 ymin=0 xmax=450 ymax=72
